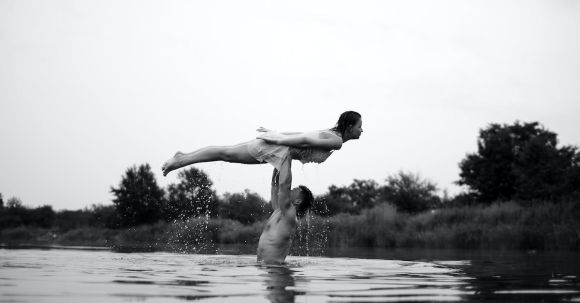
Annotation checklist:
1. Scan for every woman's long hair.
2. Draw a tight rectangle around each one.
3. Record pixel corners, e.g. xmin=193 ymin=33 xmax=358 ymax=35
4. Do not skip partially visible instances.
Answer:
xmin=331 ymin=111 xmax=361 ymax=137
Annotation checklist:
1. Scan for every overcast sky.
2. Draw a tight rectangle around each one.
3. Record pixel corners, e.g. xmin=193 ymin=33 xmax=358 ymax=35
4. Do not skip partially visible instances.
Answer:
xmin=1 ymin=0 xmax=579 ymax=210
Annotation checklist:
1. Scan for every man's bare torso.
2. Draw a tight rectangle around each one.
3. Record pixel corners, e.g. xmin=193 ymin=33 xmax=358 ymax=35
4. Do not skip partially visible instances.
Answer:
xmin=257 ymin=209 xmax=296 ymax=264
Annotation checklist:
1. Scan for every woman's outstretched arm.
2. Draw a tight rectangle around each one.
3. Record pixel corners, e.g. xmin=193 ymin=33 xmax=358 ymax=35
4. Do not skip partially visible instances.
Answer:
xmin=257 ymin=131 xmax=342 ymax=150
xmin=256 ymin=127 xmax=302 ymax=135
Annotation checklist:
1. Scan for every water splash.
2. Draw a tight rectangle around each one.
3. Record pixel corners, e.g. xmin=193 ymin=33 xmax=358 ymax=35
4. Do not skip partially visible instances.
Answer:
xmin=291 ymin=198 xmax=330 ymax=257
xmin=163 ymin=187 xmax=216 ymax=254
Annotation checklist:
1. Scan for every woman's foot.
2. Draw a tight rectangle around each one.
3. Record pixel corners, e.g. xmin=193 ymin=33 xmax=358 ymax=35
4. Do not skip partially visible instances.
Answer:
xmin=162 ymin=152 xmax=184 ymax=176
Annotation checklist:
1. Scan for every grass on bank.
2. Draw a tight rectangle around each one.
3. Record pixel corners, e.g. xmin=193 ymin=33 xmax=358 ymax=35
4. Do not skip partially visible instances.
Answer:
xmin=1 ymin=201 xmax=579 ymax=252
xmin=328 ymin=201 xmax=580 ymax=250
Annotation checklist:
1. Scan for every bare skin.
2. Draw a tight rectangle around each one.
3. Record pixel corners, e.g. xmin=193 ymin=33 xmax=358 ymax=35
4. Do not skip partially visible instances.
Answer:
xmin=257 ymin=158 xmax=305 ymax=265
xmin=162 ymin=142 xmax=260 ymax=176
xmin=162 ymin=119 xmax=362 ymax=176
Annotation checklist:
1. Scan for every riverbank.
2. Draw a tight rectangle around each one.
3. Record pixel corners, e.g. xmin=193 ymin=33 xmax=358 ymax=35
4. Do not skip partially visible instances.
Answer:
xmin=1 ymin=201 xmax=579 ymax=252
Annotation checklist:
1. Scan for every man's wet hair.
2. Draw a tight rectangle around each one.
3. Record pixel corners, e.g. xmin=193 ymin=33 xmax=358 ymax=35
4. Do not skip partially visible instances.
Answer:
xmin=296 ymin=185 xmax=313 ymax=218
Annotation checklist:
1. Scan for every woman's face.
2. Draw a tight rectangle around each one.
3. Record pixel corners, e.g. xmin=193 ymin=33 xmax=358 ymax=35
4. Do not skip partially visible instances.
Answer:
xmin=348 ymin=118 xmax=363 ymax=139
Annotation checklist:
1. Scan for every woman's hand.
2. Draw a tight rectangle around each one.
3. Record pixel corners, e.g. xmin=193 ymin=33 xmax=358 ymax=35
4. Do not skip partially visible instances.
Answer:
xmin=256 ymin=126 xmax=272 ymax=133
xmin=256 ymin=133 xmax=279 ymax=144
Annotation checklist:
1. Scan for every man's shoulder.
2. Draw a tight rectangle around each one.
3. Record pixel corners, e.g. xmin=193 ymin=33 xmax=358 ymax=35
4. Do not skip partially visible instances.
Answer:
xmin=281 ymin=209 xmax=298 ymax=227
xmin=269 ymin=207 xmax=297 ymax=227
xmin=279 ymin=202 xmax=297 ymax=217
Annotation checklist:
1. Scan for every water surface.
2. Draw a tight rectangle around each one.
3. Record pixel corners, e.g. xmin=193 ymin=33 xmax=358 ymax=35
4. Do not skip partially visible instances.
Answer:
xmin=1 ymin=247 xmax=579 ymax=302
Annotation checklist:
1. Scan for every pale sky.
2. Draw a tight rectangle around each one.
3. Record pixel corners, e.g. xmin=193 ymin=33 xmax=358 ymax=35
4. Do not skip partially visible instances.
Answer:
xmin=1 ymin=0 xmax=579 ymax=210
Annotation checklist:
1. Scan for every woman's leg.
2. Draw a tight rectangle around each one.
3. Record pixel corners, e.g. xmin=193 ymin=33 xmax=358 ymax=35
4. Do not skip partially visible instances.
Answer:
xmin=162 ymin=142 xmax=260 ymax=176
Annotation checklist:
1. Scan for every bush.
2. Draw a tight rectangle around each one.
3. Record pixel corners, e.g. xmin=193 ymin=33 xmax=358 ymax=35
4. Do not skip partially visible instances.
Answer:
xmin=59 ymin=228 xmax=115 ymax=246
xmin=0 ymin=227 xmax=41 ymax=243
xmin=383 ymin=171 xmax=440 ymax=213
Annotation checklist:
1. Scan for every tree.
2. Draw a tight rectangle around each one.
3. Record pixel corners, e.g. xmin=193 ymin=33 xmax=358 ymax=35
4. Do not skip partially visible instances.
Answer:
xmin=0 ymin=197 xmax=25 ymax=228
xmin=0 ymin=193 xmax=3 ymax=208
xmin=6 ymin=196 xmax=23 ymax=208
xmin=383 ymin=171 xmax=440 ymax=213
xmin=29 ymin=205 xmax=56 ymax=228
xmin=88 ymin=204 xmax=119 ymax=228
xmin=0 ymin=198 xmax=57 ymax=229
xmin=218 ymin=190 xmax=271 ymax=224
xmin=110 ymin=163 xmax=165 ymax=227
xmin=54 ymin=209 xmax=92 ymax=230
xmin=164 ymin=167 xmax=218 ymax=221
xmin=319 ymin=179 xmax=381 ymax=215
xmin=458 ymin=121 xmax=580 ymax=203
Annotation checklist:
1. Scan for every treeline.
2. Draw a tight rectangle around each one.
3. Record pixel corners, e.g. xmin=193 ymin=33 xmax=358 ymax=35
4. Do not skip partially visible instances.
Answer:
xmin=0 ymin=186 xmax=271 ymax=231
xmin=0 ymin=198 xmax=115 ymax=230
xmin=0 ymin=168 xmax=440 ymax=231
xmin=1 ymin=121 xmax=580 ymax=250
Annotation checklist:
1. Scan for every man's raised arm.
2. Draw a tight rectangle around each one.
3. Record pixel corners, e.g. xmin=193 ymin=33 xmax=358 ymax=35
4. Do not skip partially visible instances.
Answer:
xmin=270 ymin=168 xmax=280 ymax=210
xmin=277 ymin=157 xmax=293 ymax=216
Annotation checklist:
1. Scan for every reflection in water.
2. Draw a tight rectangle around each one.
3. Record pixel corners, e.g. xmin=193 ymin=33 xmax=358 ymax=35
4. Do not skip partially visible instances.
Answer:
xmin=0 ymin=247 xmax=579 ymax=302
xmin=458 ymin=250 xmax=580 ymax=302
xmin=261 ymin=266 xmax=297 ymax=303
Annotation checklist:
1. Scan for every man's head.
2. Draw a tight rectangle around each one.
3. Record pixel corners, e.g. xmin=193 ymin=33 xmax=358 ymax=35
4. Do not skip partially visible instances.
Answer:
xmin=290 ymin=185 xmax=314 ymax=218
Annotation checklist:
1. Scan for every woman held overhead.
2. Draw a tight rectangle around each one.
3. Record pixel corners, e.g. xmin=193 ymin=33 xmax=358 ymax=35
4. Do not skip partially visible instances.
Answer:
xmin=161 ymin=111 xmax=363 ymax=176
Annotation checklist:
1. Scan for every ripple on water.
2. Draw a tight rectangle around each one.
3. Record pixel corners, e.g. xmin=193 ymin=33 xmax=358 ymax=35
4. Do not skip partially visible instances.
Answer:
xmin=1 ymin=248 xmax=579 ymax=302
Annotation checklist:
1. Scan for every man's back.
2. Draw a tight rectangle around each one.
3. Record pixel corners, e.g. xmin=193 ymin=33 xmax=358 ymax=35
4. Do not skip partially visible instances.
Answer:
xmin=257 ymin=209 xmax=296 ymax=264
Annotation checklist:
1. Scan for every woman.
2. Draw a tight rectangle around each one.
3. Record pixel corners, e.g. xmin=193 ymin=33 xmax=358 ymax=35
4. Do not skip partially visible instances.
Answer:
xmin=161 ymin=111 xmax=362 ymax=176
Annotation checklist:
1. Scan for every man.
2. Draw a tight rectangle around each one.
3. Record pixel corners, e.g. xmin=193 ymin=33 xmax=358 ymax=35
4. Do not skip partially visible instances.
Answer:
xmin=257 ymin=157 xmax=314 ymax=264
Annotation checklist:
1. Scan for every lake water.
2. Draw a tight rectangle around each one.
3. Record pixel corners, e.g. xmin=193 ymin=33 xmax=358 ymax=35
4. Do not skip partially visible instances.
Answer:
xmin=1 ymin=246 xmax=579 ymax=302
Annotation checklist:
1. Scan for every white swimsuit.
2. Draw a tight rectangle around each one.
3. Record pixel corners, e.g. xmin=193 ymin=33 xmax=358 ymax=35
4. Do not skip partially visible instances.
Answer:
xmin=247 ymin=131 xmax=335 ymax=170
